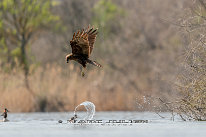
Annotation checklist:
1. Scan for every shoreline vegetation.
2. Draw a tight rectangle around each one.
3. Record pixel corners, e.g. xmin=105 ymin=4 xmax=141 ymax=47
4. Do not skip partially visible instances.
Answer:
xmin=0 ymin=64 xmax=142 ymax=112
xmin=0 ymin=63 xmax=176 ymax=112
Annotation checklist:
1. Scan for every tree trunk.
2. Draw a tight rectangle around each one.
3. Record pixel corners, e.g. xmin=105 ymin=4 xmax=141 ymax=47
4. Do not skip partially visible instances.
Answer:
xmin=21 ymin=34 xmax=30 ymax=90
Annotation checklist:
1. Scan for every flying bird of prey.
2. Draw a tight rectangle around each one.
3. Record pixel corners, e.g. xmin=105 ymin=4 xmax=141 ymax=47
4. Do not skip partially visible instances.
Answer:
xmin=66 ymin=26 xmax=102 ymax=76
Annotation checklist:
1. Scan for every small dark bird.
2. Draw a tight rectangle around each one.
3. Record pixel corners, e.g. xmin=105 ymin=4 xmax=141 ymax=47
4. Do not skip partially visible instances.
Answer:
xmin=58 ymin=120 xmax=63 ymax=123
xmin=68 ymin=114 xmax=77 ymax=123
xmin=66 ymin=26 xmax=102 ymax=76
xmin=1 ymin=108 xmax=9 ymax=119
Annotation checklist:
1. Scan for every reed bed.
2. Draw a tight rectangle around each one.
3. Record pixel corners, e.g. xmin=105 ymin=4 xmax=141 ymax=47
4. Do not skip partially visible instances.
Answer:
xmin=0 ymin=64 xmax=146 ymax=112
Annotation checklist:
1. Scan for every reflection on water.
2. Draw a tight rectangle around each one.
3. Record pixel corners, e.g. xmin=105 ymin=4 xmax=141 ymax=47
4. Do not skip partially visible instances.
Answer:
xmin=0 ymin=112 xmax=206 ymax=137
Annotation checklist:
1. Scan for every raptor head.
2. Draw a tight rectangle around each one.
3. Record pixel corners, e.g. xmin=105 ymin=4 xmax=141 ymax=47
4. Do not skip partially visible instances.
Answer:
xmin=66 ymin=53 xmax=73 ymax=63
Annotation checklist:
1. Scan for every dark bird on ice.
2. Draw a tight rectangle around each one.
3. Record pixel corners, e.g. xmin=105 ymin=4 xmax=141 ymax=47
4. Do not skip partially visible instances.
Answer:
xmin=1 ymin=108 xmax=9 ymax=122
xmin=1 ymin=108 xmax=9 ymax=119
xmin=66 ymin=26 xmax=102 ymax=76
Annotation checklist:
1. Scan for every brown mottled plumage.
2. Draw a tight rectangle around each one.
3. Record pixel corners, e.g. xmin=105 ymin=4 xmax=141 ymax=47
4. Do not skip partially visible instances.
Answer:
xmin=66 ymin=26 xmax=102 ymax=71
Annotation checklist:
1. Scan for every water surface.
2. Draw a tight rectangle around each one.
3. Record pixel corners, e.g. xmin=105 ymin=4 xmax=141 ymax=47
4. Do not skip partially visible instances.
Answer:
xmin=0 ymin=112 xmax=205 ymax=137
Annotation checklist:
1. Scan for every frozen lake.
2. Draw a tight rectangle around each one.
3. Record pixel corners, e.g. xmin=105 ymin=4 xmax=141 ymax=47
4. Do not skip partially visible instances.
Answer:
xmin=0 ymin=112 xmax=206 ymax=137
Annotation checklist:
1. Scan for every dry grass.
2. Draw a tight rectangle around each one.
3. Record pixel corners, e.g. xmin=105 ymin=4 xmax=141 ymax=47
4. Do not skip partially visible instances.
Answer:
xmin=0 ymin=64 xmax=145 ymax=112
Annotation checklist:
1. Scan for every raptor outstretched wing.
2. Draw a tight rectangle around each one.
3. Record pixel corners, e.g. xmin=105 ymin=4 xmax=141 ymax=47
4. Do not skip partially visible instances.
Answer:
xmin=86 ymin=26 xmax=98 ymax=54
xmin=70 ymin=26 xmax=98 ymax=57
xmin=70 ymin=29 xmax=90 ymax=57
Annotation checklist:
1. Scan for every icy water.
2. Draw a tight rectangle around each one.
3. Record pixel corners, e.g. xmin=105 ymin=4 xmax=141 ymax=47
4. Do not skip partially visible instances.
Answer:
xmin=0 ymin=112 xmax=206 ymax=137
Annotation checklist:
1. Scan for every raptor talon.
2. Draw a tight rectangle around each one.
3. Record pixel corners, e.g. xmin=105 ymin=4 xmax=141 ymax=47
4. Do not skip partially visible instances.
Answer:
xmin=81 ymin=72 xmax=85 ymax=77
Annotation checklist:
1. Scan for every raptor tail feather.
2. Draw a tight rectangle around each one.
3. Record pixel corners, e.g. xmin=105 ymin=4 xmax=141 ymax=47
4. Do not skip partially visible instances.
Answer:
xmin=87 ymin=59 xmax=102 ymax=68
